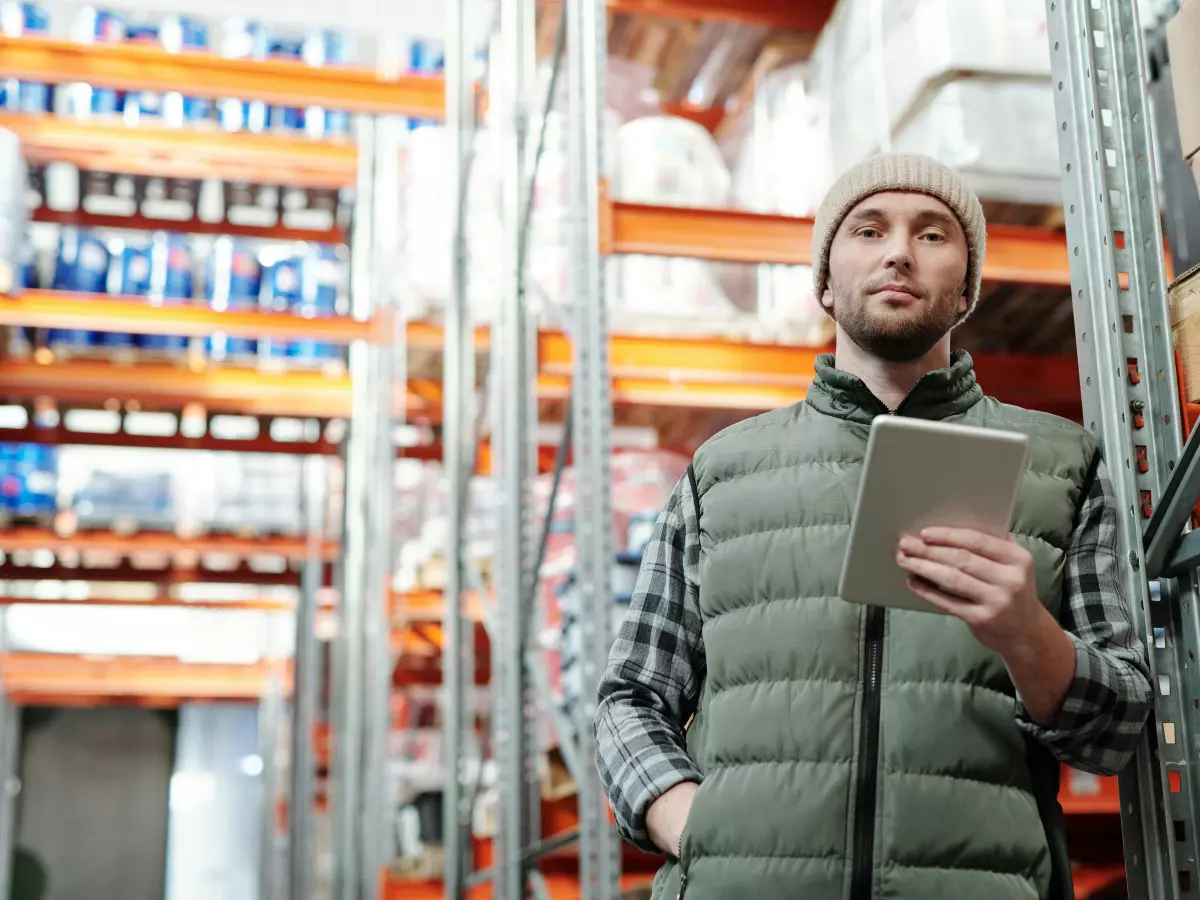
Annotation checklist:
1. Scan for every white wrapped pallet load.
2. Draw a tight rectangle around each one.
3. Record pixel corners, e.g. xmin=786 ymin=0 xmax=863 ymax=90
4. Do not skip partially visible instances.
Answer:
xmin=816 ymin=0 xmax=1053 ymax=179
xmin=729 ymin=64 xmax=830 ymax=218
xmin=891 ymin=80 xmax=1061 ymax=206
xmin=399 ymin=123 xmax=504 ymax=322
xmin=611 ymin=116 xmax=740 ymax=330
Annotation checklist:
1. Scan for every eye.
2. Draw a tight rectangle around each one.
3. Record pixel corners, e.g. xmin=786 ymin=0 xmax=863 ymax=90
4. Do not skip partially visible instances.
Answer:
xmin=919 ymin=231 xmax=945 ymax=243
xmin=856 ymin=227 xmax=881 ymax=239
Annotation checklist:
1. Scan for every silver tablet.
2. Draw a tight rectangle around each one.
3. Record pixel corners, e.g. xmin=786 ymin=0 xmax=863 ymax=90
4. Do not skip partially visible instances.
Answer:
xmin=838 ymin=415 xmax=1031 ymax=614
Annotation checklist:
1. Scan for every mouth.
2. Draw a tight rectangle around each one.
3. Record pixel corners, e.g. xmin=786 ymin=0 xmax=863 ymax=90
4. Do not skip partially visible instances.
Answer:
xmin=870 ymin=283 xmax=921 ymax=303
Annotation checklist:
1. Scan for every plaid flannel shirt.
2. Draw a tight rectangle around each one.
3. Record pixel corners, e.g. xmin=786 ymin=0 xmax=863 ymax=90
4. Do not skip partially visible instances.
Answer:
xmin=594 ymin=456 xmax=1153 ymax=852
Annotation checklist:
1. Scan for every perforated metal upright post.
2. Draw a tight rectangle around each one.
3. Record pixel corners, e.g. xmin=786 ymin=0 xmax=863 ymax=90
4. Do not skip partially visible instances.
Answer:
xmin=444 ymin=0 xmax=478 ymax=894
xmin=1048 ymin=0 xmax=1198 ymax=896
xmin=289 ymin=455 xmax=327 ymax=900
xmin=565 ymin=0 xmax=621 ymax=898
xmin=332 ymin=114 xmax=378 ymax=900
xmin=494 ymin=0 xmax=538 ymax=894
xmin=363 ymin=114 xmax=404 ymax=898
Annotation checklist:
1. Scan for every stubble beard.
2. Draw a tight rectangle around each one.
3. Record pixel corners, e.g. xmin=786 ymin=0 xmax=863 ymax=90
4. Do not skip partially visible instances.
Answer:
xmin=829 ymin=282 xmax=963 ymax=363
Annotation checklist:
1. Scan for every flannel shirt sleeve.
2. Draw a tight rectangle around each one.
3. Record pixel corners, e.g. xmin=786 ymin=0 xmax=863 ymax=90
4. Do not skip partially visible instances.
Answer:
xmin=594 ymin=472 xmax=705 ymax=853
xmin=1015 ymin=456 xmax=1153 ymax=775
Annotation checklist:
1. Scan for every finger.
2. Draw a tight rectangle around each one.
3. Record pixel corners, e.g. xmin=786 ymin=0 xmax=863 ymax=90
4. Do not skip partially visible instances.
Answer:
xmin=905 ymin=576 xmax=985 ymax=622
xmin=917 ymin=526 xmax=1021 ymax=564
xmin=896 ymin=550 xmax=995 ymax=604
xmin=896 ymin=536 xmax=1012 ymax=585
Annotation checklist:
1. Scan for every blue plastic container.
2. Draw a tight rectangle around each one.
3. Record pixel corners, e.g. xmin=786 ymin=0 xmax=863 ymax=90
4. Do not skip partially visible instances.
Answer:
xmin=288 ymin=244 xmax=341 ymax=363
xmin=0 ymin=4 xmax=52 ymax=113
xmin=217 ymin=20 xmax=270 ymax=133
xmin=206 ymin=238 xmax=261 ymax=362
xmin=267 ymin=39 xmax=306 ymax=133
xmin=105 ymin=241 xmax=151 ymax=350
xmin=136 ymin=233 xmax=192 ymax=354
xmin=65 ymin=8 xmax=125 ymax=116
xmin=301 ymin=30 xmax=352 ymax=138
xmin=0 ymin=443 xmax=57 ymax=519
xmin=48 ymin=230 xmax=110 ymax=348
xmin=258 ymin=255 xmax=302 ymax=360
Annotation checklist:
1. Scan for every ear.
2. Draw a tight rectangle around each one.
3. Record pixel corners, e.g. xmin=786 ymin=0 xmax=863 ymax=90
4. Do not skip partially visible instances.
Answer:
xmin=958 ymin=289 xmax=968 ymax=316
xmin=821 ymin=288 xmax=835 ymax=312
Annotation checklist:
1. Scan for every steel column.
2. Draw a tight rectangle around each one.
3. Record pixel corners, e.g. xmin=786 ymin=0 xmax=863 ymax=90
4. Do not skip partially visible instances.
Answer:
xmin=332 ymin=114 xmax=379 ymax=900
xmin=258 ymin=667 xmax=283 ymax=900
xmin=1048 ymin=0 xmax=1198 ymax=896
xmin=289 ymin=456 xmax=327 ymax=900
xmin=0 ymin=611 xmax=17 ymax=900
xmin=493 ymin=0 xmax=537 ymax=895
xmin=565 ymin=0 xmax=621 ymax=898
xmin=361 ymin=114 xmax=405 ymax=899
xmin=445 ymin=0 xmax=478 ymax=895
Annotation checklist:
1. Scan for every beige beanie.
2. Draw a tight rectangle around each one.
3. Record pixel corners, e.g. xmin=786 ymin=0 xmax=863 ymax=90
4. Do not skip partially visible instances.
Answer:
xmin=811 ymin=152 xmax=987 ymax=321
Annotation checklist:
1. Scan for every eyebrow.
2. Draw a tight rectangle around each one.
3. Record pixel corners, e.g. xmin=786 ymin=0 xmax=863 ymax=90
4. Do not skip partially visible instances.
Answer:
xmin=842 ymin=207 xmax=961 ymax=232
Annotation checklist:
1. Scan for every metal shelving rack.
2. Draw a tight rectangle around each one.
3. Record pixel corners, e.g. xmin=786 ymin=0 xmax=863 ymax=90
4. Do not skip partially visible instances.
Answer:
xmin=1050 ymin=0 xmax=1200 ymax=895
xmin=0 ymin=38 xmax=409 ymax=900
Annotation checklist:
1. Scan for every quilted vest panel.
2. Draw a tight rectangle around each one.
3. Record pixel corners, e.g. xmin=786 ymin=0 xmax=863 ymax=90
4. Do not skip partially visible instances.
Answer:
xmin=648 ymin=356 xmax=1096 ymax=900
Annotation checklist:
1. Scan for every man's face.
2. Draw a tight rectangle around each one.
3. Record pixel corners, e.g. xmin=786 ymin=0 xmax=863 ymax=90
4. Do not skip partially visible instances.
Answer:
xmin=821 ymin=191 xmax=970 ymax=362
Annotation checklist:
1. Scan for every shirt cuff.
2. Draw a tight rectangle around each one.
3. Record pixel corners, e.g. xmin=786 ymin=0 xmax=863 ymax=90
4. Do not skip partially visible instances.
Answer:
xmin=1013 ymin=631 xmax=1146 ymax=775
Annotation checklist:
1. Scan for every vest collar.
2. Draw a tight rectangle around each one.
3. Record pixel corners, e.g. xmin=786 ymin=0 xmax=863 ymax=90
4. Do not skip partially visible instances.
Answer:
xmin=806 ymin=349 xmax=984 ymax=425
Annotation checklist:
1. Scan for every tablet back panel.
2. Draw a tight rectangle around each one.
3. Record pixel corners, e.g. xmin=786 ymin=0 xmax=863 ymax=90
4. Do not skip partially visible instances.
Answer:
xmin=838 ymin=415 xmax=1031 ymax=614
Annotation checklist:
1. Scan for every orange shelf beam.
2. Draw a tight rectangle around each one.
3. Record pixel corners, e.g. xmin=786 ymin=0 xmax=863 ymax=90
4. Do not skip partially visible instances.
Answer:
xmin=0 ymin=358 xmax=358 ymax=418
xmin=0 ymin=528 xmax=338 ymax=560
xmin=0 ymin=36 xmax=444 ymax=117
xmin=32 ymin=205 xmax=347 ymax=244
xmin=0 ymin=652 xmax=286 ymax=704
xmin=0 ymin=113 xmax=357 ymax=190
xmin=0 ymin=290 xmax=376 ymax=343
xmin=606 ymin=201 xmax=1073 ymax=287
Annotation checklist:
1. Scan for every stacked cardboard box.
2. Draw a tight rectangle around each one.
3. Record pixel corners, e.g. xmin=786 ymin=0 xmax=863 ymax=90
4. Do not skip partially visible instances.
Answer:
xmin=1168 ymin=1 xmax=1200 ymax=401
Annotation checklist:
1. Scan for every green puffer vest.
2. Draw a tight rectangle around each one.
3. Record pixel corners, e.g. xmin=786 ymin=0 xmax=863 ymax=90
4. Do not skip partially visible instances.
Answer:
xmin=650 ymin=351 xmax=1097 ymax=900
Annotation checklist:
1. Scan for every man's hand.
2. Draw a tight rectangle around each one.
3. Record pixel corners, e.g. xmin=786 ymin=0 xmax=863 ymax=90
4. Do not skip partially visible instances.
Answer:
xmin=645 ymin=781 xmax=698 ymax=859
xmin=895 ymin=526 xmax=1042 ymax=653
xmin=895 ymin=526 xmax=1076 ymax=727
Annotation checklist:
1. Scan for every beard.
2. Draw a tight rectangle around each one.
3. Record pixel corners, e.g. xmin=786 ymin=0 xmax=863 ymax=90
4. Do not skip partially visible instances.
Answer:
xmin=828 ymin=280 xmax=963 ymax=363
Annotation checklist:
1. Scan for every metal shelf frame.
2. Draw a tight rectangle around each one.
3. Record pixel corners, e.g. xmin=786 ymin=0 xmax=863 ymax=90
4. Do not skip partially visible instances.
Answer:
xmin=0 ymin=39 xmax=408 ymax=900
xmin=1051 ymin=0 xmax=1200 ymax=896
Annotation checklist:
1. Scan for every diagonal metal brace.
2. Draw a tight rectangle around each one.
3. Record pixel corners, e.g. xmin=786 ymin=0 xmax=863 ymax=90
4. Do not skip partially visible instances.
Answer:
xmin=1143 ymin=415 xmax=1200 ymax=579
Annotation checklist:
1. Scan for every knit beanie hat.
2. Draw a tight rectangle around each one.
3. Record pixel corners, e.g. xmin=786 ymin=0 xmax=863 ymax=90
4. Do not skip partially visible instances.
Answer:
xmin=811 ymin=152 xmax=987 ymax=322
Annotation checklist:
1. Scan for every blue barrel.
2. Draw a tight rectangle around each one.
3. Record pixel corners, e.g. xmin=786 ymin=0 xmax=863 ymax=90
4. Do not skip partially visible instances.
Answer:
xmin=206 ymin=237 xmax=261 ymax=362
xmin=301 ymin=30 xmax=352 ymax=138
xmin=259 ymin=255 xmax=302 ymax=360
xmin=288 ymin=244 xmax=341 ymax=364
xmin=158 ymin=16 xmax=212 ymax=126
xmin=136 ymin=233 xmax=192 ymax=354
xmin=11 ymin=443 xmax=56 ymax=517
xmin=65 ymin=8 xmax=125 ymax=116
xmin=48 ymin=230 xmax=110 ymax=349
xmin=267 ymin=39 xmax=306 ymax=133
xmin=217 ymin=20 xmax=270 ymax=133
xmin=105 ymin=241 xmax=151 ymax=350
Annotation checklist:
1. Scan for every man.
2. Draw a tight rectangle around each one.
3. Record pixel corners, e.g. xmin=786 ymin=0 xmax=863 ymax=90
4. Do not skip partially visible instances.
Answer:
xmin=594 ymin=152 xmax=1153 ymax=900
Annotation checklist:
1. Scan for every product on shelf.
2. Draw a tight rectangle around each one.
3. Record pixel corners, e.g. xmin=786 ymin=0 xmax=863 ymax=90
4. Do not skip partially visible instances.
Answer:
xmin=205 ymin=236 xmax=261 ymax=364
xmin=63 ymin=7 xmax=126 ymax=119
xmin=259 ymin=250 xmax=302 ymax=362
xmin=891 ymin=80 xmax=1061 ymax=206
xmin=0 ymin=3 xmax=52 ymax=114
xmin=216 ymin=19 xmax=270 ymax=134
xmin=0 ymin=124 xmax=25 ymax=297
xmin=208 ymin=453 xmax=303 ymax=537
xmin=133 ymin=232 xmax=192 ymax=357
xmin=727 ymin=63 xmax=829 ymax=219
xmin=47 ymin=228 xmax=109 ymax=350
xmin=121 ymin=17 xmax=212 ymax=128
xmin=611 ymin=115 xmax=740 ymax=328
xmin=810 ymin=0 xmax=1054 ymax=200
xmin=288 ymin=243 xmax=343 ymax=365
xmin=0 ymin=443 xmax=57 ymax=525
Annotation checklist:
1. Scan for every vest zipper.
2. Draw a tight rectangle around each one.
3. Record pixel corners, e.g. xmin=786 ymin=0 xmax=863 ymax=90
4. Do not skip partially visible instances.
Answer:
xmin=676 ymin=871 xmax=688 ymax=900
xmin=850 ymin=605 xmax=885 ymax=900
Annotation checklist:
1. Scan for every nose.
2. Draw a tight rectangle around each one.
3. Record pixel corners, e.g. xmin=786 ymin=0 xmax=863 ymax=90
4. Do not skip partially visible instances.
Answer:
xmin=882 ymin=234 xmax=914 ymax=272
